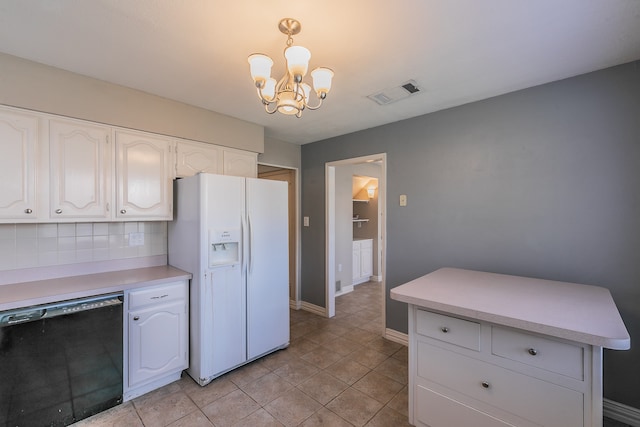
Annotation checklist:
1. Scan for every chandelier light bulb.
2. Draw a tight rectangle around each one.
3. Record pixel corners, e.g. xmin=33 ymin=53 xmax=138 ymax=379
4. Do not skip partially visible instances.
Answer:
xmin=284 ymin=46 xmax=311 ymax=80
xmin=311 ymin=67 xmax=334 ymax=98
xmin=248 ymin=54 xmax=273 ymax=86
xmin=261 ymin=78 xmax=277 ymax=102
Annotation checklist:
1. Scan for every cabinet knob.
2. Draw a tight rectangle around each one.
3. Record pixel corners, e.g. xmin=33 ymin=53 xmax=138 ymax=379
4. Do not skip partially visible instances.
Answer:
xmin=481 ymin=381 xmax=490 ymax=389
xmin=527 ymin=348 xmax=538 ymax=356
xmin=24 ymin=208 xmax=33 ymax=214
xmin=120 ymin=209 xmax=126 ymax=214
xmin=440 ymin=327 xmax=449 ymax=333
xmin=55 ymin=209 xmax=62 ymax=214
xmin=133 ymin=316 xmax=140 ymax=321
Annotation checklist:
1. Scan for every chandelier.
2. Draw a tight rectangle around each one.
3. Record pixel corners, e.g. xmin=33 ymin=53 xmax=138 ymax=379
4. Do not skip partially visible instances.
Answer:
xmin=248 ymin=18 xmax=334 ymax=118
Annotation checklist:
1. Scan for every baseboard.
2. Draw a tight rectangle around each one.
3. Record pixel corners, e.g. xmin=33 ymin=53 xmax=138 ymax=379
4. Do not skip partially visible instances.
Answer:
xmin=604 ymin=398 xmax=640 ymax=426
xmin=300 ymin=301 xmax=327 ymax=317
xmin=384 ymin=328 xmax=408 ymax=346
xmin=289 ymin=299 xmax=301 ymax=310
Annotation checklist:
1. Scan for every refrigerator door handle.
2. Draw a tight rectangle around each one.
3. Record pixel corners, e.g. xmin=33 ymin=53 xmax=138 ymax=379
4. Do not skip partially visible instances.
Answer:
xmin=247 ymin=214 xmax=253 ymax=274
xmin=240 ymin=214 xmax=247 ymax=272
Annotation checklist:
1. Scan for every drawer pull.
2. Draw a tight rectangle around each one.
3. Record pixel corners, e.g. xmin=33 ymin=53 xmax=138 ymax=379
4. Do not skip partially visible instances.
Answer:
xmin=440 ymin=327 xmax=450 ymax=333
xmin=527 ymin=348 xmax=538 ymax=356
xmin=481 ymin=381 xmax=491 ymax=389
xmin=133 ymin=316 xmax=140 ymax=321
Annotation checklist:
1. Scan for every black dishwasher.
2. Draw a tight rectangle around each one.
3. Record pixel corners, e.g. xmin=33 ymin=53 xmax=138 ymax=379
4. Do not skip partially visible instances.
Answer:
xmin=0 ymin=293 xmax=123 ymax=427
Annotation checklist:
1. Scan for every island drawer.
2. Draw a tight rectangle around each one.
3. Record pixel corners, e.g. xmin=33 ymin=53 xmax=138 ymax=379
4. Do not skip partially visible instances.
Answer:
xmin=417 ymin=341 xmax=584 ymax=427
xmin=416 ymin=309 xmax=481 ymax=351
xmin=491 ymin=327 xmax=584 ymax=380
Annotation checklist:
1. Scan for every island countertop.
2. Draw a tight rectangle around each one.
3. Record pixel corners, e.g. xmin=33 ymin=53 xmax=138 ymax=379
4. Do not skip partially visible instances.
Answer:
xmin=390 ymin=267 xmax=630 ymax=350
xmin=0 ymin=265 xmax=191 ymax=311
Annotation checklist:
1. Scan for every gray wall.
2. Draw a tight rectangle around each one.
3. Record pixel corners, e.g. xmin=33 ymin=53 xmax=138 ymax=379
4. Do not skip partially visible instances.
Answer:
xmin=301 ymin=61 xmax=640 ymax=408
xmin=259 ymin=137 xmax=301 ymax=169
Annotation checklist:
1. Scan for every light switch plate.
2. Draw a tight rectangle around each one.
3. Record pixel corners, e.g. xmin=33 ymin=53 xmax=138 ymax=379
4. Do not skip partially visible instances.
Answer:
xmin=304 ymin=216 xmax=310 ymax=227
xmin=400 ymin=194 xmax=407 ymax=206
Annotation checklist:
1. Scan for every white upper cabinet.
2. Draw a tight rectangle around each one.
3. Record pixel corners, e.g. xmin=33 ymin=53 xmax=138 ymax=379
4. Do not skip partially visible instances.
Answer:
xmin=222 ymin=148 xmax=257 ymax=178
xmin=0 ymin=107 xmax=39 ymax=221
xmin=116 ymin=130 xmax=173 ymax=220
xmin=49 ymin=119 xmax=112 ymax=220
xmin=175 ymin=139 xmax=220 ymax=177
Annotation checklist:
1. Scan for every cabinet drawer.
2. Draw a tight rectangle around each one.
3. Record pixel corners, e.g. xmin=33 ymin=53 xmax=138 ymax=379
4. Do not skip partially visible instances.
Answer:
xmin=491 ymin=327 xmax=584 ymax=380
xmin=417 ymin=342 xmax=583 ymax=427
xmin=416 ymin=385 xmax=516 ymax=427
xmin=416 ymin=309 xmax=481 ymax=351
xmin=128 ymin=281 xmax=187 ymax=309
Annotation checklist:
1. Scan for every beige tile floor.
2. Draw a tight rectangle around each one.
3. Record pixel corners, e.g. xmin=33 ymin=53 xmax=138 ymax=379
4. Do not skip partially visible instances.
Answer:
xmin=75 ymin=281 xmax=410 ymax=427
xmin=75 ymin=280 xmax=629 ymax=427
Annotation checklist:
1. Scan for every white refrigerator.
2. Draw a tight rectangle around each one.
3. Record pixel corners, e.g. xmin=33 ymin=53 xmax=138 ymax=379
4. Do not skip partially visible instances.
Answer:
xmin=168 ymin=173 xmax=289 ymax=386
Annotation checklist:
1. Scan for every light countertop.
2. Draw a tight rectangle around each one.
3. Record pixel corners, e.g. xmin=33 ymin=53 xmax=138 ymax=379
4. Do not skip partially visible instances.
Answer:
xmin=0 ymin=265 xmax=191 ymax=311
xmin=390 ymin=267 xmax=630 ymax=350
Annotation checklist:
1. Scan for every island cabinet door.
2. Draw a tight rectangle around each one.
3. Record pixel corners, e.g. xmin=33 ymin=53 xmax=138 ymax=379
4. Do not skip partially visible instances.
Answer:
xmin=128 ymin=300 xmax=188 ymax=387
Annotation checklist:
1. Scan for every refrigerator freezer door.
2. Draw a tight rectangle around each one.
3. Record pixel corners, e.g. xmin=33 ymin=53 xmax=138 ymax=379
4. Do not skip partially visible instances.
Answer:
xmin=205 ymin=266 xmax=246 ymax=377
xmin=245 ymin=178 xmax=290 ymax=359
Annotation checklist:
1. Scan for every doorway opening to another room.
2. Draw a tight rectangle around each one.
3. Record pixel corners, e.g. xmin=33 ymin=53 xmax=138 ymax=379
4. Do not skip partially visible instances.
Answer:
xmin=258 ymin=164 xmax=299 ymax=308
xmin=326 ymin=153 xmax=386 ymax=336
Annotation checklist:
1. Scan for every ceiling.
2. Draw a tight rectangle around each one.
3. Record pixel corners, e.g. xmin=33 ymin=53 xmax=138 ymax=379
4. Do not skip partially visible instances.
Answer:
xmin=1 ymin=1 xmax=639 ymax=145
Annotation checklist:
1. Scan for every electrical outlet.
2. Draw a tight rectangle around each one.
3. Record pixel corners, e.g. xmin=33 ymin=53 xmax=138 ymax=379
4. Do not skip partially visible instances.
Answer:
xmin=128 ymin=232 xmax=144 ymax=246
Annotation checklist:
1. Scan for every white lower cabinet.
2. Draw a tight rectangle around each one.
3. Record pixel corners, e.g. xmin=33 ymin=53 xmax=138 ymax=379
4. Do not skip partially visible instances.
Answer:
xmin=124 ymin=280 xmax=188 ymax=400
xmin=409 ymin=307 xmax=597 ymax=427
xmin=352 ymin=239 xmax=373 ymax=285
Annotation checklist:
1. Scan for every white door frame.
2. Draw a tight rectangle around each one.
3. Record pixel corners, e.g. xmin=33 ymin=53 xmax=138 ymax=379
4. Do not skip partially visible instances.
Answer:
xmin=325 ymin=154 xmax=387 ymax=329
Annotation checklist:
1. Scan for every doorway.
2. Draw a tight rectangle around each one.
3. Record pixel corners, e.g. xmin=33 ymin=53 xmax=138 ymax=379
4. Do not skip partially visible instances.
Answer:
xmin=325 ymin=154 xmax=386 ymax=334
xmin=258 ymin=164 xmax=299 ymax=307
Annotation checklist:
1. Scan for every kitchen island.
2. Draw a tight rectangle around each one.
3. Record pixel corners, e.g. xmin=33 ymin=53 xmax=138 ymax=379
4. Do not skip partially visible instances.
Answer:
xmin=390 ymin=267 xmax=630 ymax=427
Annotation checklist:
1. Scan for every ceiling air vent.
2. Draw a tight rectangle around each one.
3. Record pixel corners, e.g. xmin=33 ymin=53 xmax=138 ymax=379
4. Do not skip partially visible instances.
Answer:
xmin=367 ymin=80 xmax=423 ymax=105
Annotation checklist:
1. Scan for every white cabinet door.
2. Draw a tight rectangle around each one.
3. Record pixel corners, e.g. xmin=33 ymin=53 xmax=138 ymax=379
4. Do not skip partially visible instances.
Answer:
xmin=352 ymin=242 xmax=361 ymax=282
xmin=116 ymin=130 xmax=173 ymax=220
xmin=128 ymin=300 xmax=188 ymax=387
xmin=175 ymin=139 xmax=220 ymax=177
xmin=222 ymin=149 xmax=257 ymax=178
xmin=49 ymin=119 xmax=112 ymax=220
xmin=360 ymin=240 xmax=373 ymax=278
xmin=0 ymin=107 xmax=39 ymax=221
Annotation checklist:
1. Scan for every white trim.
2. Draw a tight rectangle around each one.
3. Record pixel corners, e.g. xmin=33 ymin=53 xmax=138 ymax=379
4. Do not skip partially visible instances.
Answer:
xmin=325 ymin=165 xmax=336 ymax=318
xmin=289 ymin=299 xmax=301 ymax=310
xmin=385 ymin=328 xmax=409 ymax=347
xmin=604 ymin=398 xmax=640 ymax=426
xmin=300 ymin=301 xmax=327 ymax=317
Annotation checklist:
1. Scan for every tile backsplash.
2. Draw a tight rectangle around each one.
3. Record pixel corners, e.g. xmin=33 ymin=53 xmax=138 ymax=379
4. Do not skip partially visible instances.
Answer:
xmin=0 ymin=222 xmax=167 ymax=271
